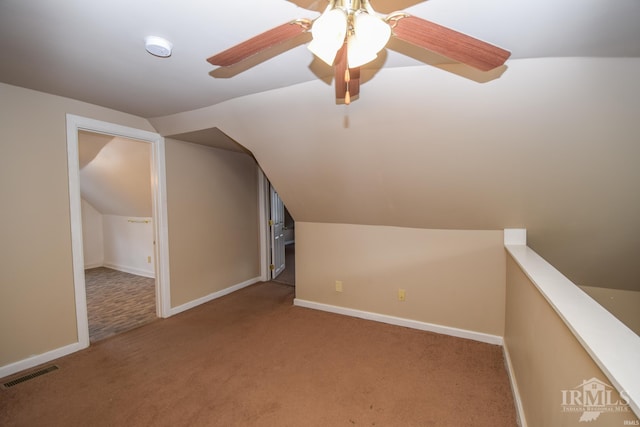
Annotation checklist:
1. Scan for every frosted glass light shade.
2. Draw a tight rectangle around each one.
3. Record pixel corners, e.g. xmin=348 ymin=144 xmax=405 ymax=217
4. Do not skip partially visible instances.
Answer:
xmin=347 ymin=36 xmax=377 ymax=68
xmin=308 ymin=9 xmax=348 ymax=65
xmin=347 ymin=12 xmax=391 ymax=68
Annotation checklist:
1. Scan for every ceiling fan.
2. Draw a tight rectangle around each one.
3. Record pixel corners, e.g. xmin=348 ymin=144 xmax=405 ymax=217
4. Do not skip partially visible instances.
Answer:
xmin=207 ymin=0 xmax=510 ymax=104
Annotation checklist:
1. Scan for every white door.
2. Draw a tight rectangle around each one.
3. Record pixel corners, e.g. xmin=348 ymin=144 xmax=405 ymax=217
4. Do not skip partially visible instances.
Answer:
xmin=270 ymin=186 xmax=286 ymax=279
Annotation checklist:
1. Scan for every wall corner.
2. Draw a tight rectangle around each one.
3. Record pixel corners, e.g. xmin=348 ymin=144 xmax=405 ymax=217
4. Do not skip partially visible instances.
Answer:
xmin=504 ymin=228 xmax=527 ymax=246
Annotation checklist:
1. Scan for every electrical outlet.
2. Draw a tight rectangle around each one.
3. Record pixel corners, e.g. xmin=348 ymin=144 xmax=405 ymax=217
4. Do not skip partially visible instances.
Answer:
xmin=147 ymin=256 xmax=152 ymax=264
xmin=335 ymin=280 xmax=343 ymax=292
xmin=398 ymin=289 xmax=406 ymax=302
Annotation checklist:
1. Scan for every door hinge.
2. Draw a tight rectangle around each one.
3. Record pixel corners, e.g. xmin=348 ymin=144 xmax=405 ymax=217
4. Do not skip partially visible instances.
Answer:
xmin=269 ymin=220 xmax=274 ymax=226
xmin=269 ymin=264 xmax=275 ymax=271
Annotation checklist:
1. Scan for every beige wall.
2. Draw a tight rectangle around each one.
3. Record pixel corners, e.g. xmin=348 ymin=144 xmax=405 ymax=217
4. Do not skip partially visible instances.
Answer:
xmin=165 ymin=139 xmax=260 ymax=307
xmin=0 ymin=83 xmax=155 ymax=367
xmin=296 ymin=223 xmax=505 ymax=337
xmin=150 ymin=58 xmax=640 ymax=293
xmin=0 ymin=83 xmax=261 ymax=369
xmin=504 ymin=255 xmax=638 ymax=426
xmin=580 ymin=286 xmax=640 ymax=336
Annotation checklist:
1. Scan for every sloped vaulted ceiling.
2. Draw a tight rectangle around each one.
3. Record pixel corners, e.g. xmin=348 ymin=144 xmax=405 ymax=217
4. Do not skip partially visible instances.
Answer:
xmin=79 ymin=131 xmax=152 ymax=217
xmin=150 ymin=57 xmax=640 ymax=292
xmin=1 ymin=0 xmax=639 ymax=291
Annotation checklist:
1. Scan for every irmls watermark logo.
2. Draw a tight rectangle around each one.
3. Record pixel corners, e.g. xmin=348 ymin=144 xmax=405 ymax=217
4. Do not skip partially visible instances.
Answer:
xmin=560 ymin=377 xmax=632 ymax=422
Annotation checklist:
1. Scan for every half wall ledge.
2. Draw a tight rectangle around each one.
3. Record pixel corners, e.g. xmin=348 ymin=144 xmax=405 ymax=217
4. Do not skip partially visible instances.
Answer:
xmin=505 ymin=237 xmax=640 ymax=418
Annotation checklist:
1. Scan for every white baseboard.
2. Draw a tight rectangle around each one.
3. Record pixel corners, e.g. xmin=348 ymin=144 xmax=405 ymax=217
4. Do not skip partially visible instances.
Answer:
xmin=0 ymin=342 xmax=85 ymax=379
xmin=1 ymin=277 xmax=262 ymax=379
xmin=103 ymin=262 xmax=155 ymax=279
xmin=84 ymin=262 xmax=103 ymax=270
xmin=169 ymin=276 xmax=262 ymax=316
xmin=293 ymin=299 xmax=503 ymax=346
xmin=503 ymin=344 xmax=528 ymax=427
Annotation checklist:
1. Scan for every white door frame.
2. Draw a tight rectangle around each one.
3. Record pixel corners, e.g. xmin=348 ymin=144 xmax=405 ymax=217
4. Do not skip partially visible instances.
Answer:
xmin=66 ymin=114 xmax=171 ymax=349
xmin=258 ymin=169 xmax=291 ymax=282
xmin=258 ymin=169 xmax=271 ymax=282
xmin=269 ymin=185 xmax=286 ymax=279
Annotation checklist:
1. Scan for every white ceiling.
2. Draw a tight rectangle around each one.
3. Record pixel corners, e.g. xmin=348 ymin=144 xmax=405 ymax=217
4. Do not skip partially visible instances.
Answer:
xmin=1 ymin=0 xmax=639 ymax=118
xmin=1 ymin=0 xmax=639 ymax=293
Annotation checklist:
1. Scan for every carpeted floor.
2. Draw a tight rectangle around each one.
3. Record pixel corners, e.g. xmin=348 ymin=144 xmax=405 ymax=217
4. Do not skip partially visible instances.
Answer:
xmin=0 ymin=282 xmax=517 ymax=426
xmin=85 ymin=267 xmax=157 ymax=342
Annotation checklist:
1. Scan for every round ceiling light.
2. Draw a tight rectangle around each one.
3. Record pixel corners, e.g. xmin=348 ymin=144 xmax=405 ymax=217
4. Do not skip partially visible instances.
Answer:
xmin=145 ymin=36 xmax=173 ymax=58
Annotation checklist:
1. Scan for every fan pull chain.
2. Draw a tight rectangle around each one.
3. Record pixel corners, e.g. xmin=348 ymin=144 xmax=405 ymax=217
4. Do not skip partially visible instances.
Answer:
xmin=344 ymin=68 xmax=351 ymax=105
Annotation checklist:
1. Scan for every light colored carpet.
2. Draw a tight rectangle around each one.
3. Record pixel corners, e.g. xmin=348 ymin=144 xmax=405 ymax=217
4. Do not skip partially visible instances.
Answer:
xmin=0 ymin=282 xmax=517 ymax=426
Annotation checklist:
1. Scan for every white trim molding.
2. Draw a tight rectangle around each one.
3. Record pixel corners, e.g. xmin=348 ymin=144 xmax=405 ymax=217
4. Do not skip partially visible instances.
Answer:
xmin=66 ymin=114 xmax=172 ymax=352
xmin=0 ymin=342 xmax=84 ymax=379
xmin=1 ymin=276 xmax=261 ymax=378
xmin=293 ymin=299 xmax=504 ymax=346
xmin=502 ymin=345 xmax=528 ymax=427
xmin=504 ymin=228 xmax=527 ymax=246
xmin=84 ymin=262 xmax=103 ymax=270
xmin=505 ymin=244 xmax=640 ymax=418
xmin=257 ymin=169 xmax=271 ymax=282
xmin=169 ymin=277 xmax=262 ymax=316
xmin=102 ymin=263 xmax=155 ymax=279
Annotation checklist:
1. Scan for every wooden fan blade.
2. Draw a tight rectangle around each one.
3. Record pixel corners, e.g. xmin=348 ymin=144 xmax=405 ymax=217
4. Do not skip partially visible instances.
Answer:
xmin=211 ymin=32 xmax=311 ymax=78
xmin=287 ymin=0 xmax=428 ymax=14
xmin=207 ymin=20 xmax=310 ymax=67
xmin=334 ymin=44 xmax=360 ymax=104
xmin=334 ymin=44 xmax=348 ymax=100
xmin=349 ymin=66 xmax=360 ymax=99
xmin=391 ymin=15 xmax=510 ymax=71
xmin=286 ymin=0 xmax=326 ymax=12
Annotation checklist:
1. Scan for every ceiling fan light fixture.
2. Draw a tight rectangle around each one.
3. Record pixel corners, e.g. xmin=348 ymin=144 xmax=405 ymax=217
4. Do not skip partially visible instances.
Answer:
xmin=347 ymin=35 xmax=377 ymax=68
xmin=308 ymin=8 xmax=347 ymax=65
xmin=206 ymin=0 xmax=511 ymax=105
xmin=346 ymin=11 xmax=390 ymax=67
xmin=352 ymin=11 xmax=390 ymax=52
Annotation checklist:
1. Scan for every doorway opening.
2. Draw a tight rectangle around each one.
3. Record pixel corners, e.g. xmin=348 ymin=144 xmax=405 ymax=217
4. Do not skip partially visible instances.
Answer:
xmin=66 ymin=115 xmax=171 ymax=349
xmin=258 ymin=172 xmax=295 ymax=287
xmin=281 ymin=206 xmax=296 ymax=286
xmin=78 ymin=131 xmax=157 ymax=342
xmin=271 ymin=189 xmax=295 ymax=287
